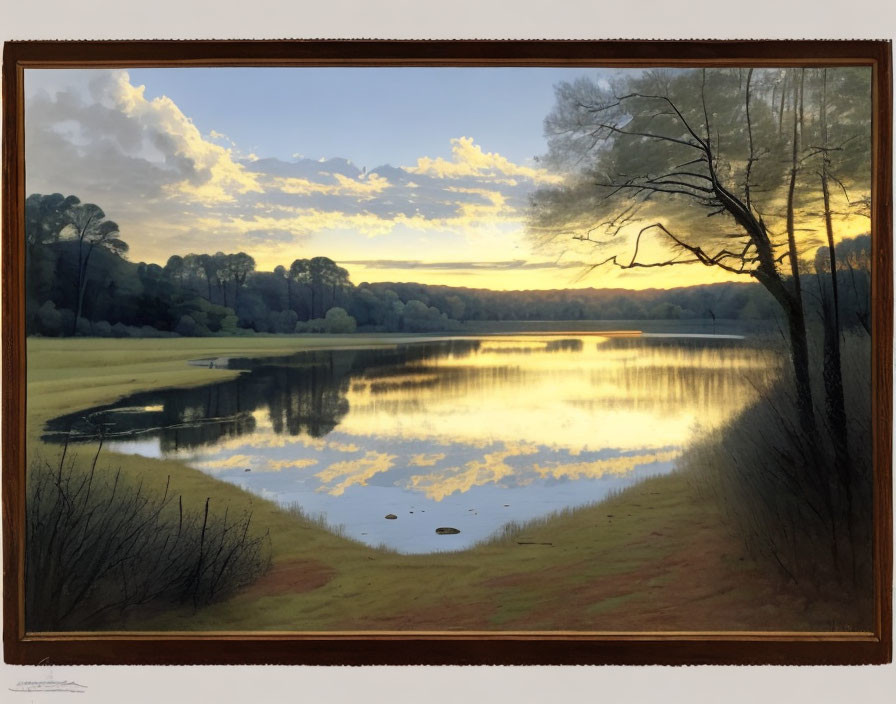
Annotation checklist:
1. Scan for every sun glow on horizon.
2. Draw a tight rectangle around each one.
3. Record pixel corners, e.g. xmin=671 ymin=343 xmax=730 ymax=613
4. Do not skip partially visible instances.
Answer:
xmin=25 ymin=67 xmax=872 ymax=293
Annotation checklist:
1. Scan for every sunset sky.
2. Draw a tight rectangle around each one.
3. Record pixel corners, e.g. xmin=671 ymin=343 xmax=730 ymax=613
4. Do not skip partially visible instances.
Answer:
xmin=23 ymin=67 xmax=862 ymax=291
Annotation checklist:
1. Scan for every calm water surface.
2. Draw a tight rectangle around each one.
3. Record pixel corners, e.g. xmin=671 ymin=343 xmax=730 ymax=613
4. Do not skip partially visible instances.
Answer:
xmin=45 ymin=334 xmax=781 ymax=553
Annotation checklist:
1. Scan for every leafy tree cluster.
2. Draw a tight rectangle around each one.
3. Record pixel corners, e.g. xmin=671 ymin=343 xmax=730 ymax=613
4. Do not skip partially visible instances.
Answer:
xmin=26 ymin=190 xmax=864 ymax=340
xmin=357 ymin=280 xmax=781 ymax=323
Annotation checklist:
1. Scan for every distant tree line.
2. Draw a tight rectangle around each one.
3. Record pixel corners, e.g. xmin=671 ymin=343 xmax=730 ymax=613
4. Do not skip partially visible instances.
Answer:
xmin=25 ymin=192 xmax=869 ymax=338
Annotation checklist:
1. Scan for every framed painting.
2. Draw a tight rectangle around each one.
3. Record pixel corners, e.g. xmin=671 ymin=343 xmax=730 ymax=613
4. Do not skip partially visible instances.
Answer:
xmin=2 ymin=39 xmax=892 ymax=665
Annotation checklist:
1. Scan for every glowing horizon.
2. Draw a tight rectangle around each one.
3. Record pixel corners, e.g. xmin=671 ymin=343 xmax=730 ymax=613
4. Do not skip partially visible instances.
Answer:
xmin=24 ymin=67 xmax=870 ymax=292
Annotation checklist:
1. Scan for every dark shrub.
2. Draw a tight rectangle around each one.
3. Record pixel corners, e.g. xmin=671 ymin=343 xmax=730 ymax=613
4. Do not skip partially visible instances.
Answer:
xmin=75 ymin=316 xmax=92 ymax=336
xmin=58 ymin=308 xmax=76 ymax=335
xmin=37 ymin=301 xmax=62 ymax=336
xmin=174 ymin=315 xmax=199 ymax=337
xmin=111 ymin=322 xmax=130 ymax=338
xmin=26 ymin=447 xmax=271 ymax=630
xmin=91 ymin=320 xmax=113 ymax=337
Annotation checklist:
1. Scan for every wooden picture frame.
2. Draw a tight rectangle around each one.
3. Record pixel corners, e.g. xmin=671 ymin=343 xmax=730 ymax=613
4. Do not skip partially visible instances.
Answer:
xmin=2 ymin=38 xmax=892 ymax=665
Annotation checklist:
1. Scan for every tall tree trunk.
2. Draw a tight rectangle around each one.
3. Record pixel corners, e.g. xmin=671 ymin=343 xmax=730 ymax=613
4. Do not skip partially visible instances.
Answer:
xmin=72 ymin=226 xmax=90 ymax=335
xmin=819 ymin=69 xmax=852 ymax=555
xmin=725 ymin=68 xmax=814 ymax=438
xmin=819 ymin=223 xmax=847 ymax=455
xmin=783 ymin=68 xmax=816 ymax=438
xmin=786 ymin=299 xmax=817 ymax=438
xmin=820 ymin=69 xmax=843 ymax=335
xmin=73 ymin=243 xmax=95 ymax=335
xmin=777 ymin=70 xmax=788 ymax=136
xmin=744 ymin=68 xmax=756 ymax=210
xmin=73 ymin=248 xmax=83 ymax=334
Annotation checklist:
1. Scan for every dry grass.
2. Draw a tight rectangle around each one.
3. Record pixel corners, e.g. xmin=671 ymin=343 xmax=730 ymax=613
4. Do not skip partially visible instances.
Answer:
xmin=686 ymin=332 xmax=873 ymax=628
xmin=26 ymin=447 xmax=271 ymax=630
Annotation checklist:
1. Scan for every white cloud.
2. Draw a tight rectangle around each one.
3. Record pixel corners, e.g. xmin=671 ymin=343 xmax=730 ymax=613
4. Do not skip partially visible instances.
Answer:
xmin=27 ymin=70 xmax=261 ymax=207
xmin=25 ymin=71 xmax=555 ymax=267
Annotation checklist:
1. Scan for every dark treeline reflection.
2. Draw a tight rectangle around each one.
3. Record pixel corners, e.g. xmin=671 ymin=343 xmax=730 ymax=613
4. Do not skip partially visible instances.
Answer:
xmin=588 ymin=336 xmax=782 ymax=416
xmin=44 ymin=335 xmax=778 ymax=455
xmin=44 ymin=339 xmax=483 ymax=450
xmin=545 ymin=339 xmax=584 ymax=353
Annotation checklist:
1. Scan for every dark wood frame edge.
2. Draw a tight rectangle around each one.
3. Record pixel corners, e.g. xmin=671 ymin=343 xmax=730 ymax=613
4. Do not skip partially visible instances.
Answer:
xmin=2 ymin=38 xmax=892 ymax=666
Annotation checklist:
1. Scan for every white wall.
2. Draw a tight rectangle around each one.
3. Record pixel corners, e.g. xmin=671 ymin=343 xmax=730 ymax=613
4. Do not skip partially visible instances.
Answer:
xmin=1 ymin=1 xmax=894 ymax=702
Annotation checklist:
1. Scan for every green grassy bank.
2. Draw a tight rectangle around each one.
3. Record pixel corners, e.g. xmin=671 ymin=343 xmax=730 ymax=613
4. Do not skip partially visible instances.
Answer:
xmin=24 ymin=336 xmax=846 ymax=632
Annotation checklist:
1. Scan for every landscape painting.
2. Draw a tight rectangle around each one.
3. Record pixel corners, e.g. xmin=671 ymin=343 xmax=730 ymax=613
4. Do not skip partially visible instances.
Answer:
xmin=20 ymin=62 xmax=877 ymax=635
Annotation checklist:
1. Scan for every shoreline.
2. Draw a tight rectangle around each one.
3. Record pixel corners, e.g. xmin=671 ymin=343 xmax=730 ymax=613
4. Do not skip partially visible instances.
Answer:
xmin=22 ymin=334 xmax=830 ymax=632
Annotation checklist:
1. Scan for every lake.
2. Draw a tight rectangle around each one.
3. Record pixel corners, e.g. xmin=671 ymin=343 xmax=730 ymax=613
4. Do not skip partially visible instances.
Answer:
xmin=44 ymin=333 xmax=782 ymax=553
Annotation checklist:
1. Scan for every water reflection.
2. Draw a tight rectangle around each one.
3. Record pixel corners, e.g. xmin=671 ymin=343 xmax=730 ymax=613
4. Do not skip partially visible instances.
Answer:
xmin=44 ymin=334 xmax=781 ymax=553
xmin=46 ymin=340 xmax=483 ymax=448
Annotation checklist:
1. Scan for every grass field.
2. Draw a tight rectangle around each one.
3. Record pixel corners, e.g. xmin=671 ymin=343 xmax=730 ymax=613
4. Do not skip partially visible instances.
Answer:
xmin=23 ymin=335 xmax=852 ymax=631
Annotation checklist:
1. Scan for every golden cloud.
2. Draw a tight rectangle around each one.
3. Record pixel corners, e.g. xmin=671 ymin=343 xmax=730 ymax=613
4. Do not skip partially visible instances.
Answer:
xmin=328 ymin=441 xmax=361 ymax=453
xmin=316 ymin=450 xmax=398 ymax=496
xmin=533 ymin=450 xmax=681 ymax=481
xmin=268 ymin=172 xmax=390 ymax=198
xmin=188 ymin=201 xmax=526 ymax=247
xmin=265 ymin=457 xmax=319 ymax=471
xmin=198 ymin=453 xmax=254 ymax=470
xmin=407 ymin=136 xmax=563 ymax=185
xmin=106 ymin=71 xmax=263 ymax=204
xmin=408 ymin=452 xmax=447 ymax=467
xmin=407 ymin=441 xmax=539 ymax=501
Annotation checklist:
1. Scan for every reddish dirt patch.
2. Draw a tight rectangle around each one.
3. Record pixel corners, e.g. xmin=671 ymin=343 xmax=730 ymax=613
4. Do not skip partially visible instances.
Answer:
xmin=241 ymin=559 xmax=335 ymax=599
xmin=478 ymin=523 xmax=871 ymax=632
xmin=335 ymin=598 xmax=496 ymax=631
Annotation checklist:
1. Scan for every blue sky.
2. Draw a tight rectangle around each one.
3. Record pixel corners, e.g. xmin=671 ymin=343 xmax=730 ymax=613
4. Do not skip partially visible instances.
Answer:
xmin=124 ymin=67 xmax=610 ymax=168
xmin=24 ymin=66 xmax=746 ymax=290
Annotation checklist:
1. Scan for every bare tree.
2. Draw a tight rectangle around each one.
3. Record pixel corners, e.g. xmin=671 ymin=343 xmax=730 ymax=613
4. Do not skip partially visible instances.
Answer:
xmin=814 ymin=68 xmax=850 ymax=505
xmin=529 ymin=67 xmax=871 ymax=436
